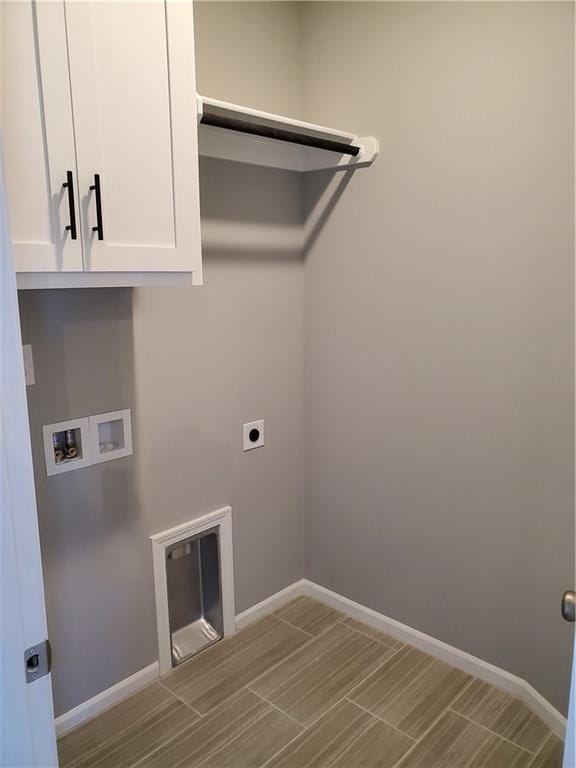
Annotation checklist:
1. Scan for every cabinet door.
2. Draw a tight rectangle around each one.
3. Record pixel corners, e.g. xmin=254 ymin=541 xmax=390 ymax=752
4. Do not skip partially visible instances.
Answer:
xmin=1 ymin=1 xmax=83 ymax=272
xmin=65 ymin=0 xmax=201 ymax=275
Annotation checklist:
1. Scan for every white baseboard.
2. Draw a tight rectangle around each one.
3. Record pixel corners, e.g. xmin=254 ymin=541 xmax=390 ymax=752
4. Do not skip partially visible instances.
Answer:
xmin=53 ymin=579 xmax=304 ymax=737
xmin=54 ymin=662 xmax=159 ymax=737
xmin=298 ymin=580 xmax=567 ymax=740
xmin=235 ymin=579 xmax=308 ymax=629
xmin=55 ymin=578 xmax=567 ymax=741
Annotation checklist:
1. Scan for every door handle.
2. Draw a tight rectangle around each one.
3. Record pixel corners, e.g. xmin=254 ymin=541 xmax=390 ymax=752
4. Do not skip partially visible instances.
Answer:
xmin=62 ymin=171 xmax=77 ymax=240
xmin=561 ymin=590 xmax=575 ymax=622
xmin=89 ymin=174 xmax=104 ymax=241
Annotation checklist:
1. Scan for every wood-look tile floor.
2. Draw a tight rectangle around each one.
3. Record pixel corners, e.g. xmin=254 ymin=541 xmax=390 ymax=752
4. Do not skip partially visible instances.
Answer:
xmin=58 ymin=597 xmax=563 ymax=768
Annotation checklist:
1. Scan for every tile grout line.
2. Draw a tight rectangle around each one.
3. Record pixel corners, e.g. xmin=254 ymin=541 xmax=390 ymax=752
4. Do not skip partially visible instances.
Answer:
xmin=274 ymin=603 xmax=345 ymax=637
xmin=150 ymin=610 xmax=371 ymax=768
xmin=159 ymin=618 xmax=281 ymax=690
xmin=299 ymin=599 xmax=545 ymax=759
xmin=254 ymin=626 xmax=399 ymax=708
xmin=258 ymin=637 xmax=418 ymax=768
xmin=165 ymin=613 xmax=304 ymax=692
xmin=166 ymin=615 xmax=314 ymax=708
xmin=157 ymin=611 xmax=320 ymax=735
xmin=260 ymin=671 xmax=425 ymax=768
xmin=314 ymin=620 xmax=345 ymax=637
xmin=387 ymin=706 xmax=457 ymax=768
xmin=525 ymin=731 xmax=554 ymax=768
xmin=245 ymin=687 xmax=305 ymax=728
xmin=200 ymin=705 xmax=283 ymax=765
xmin=259 ymin=615 xmax=417 ymax=767
xmin=259 ymin=693 xmax=356 ymax=768
xmin=158 ymin=680 xmax=204 ymax=719
xmin=345 ymin=644 xmax=406 ymax=701
xmin=342 ymin=621 xmax=408 ymax=651
xmin=65 ymin=601 xmax=556 ymax=768
xmin=59 ymin=691 xmax=174 ymax=768
xmin=118 ymin=686 xmax=209 ymax=768
xmin=129 ymin=716 xmax=201 ymax=768
xmin=129 ymin=693 xmax=269 ymax=768
xmin=322 ymin=718 xmax=383 ymax=768
xmin=448 ymin=680 xmax=550 ymax=753
xmin=386 ymin=676 xmax=479 ymax=768
xmin=277 ymin=596 xmax=389 ymax=640
xmin=342 ymin=697 xmax=416 ymax=742
xmin=340 ymin=618 xmax=406 ymax=652
xmin=246 ymin=618 xmax=334 ymax=693
xmin=447 ymin=708 xmax=539 ymax=756
xmin=346 ymin=642 xmax=475 ymax=719
xmin=87 ymin=697 xmax=199 ymax=768
xmin=350 ymin=645 xmax=440 ymax=699
xmin=135 ymin=609 xmax=313 ymax=765
xmin=272 ymin=614 xmax=316 ymax=637
xmin=248 ymin=609 xmax=409 ymax=729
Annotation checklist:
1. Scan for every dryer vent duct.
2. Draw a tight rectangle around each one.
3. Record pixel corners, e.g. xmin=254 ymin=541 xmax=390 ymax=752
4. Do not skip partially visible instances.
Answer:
xmin=166 ymin=527 xmax=223 ymax=665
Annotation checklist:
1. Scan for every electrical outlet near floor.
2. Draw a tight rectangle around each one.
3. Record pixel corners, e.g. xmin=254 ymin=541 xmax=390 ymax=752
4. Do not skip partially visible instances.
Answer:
xmin=243 ymin=420 xmax=264 ymax=451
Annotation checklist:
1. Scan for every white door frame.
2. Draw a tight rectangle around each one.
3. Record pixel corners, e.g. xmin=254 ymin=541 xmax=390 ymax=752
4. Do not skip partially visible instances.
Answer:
xmin=0 ymin=145 xmax=58 ymax=766
xmin=567 ymin=12 xmax=576 ymax=764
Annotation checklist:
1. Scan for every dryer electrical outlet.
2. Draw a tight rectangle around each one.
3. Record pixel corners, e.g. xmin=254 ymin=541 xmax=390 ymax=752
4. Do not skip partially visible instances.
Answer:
xmin=243 ymin=420 xmax=264 ymax=451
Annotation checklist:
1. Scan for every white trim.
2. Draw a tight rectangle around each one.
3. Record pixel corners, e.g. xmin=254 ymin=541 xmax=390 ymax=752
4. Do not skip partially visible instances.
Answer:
xmin=196 ymin=94 xmax=379 ymax=173
xmin=1 ymin=141 xmax=58 ymax=765
xmin=298 ymin=580 xmax=567 ymax=739
xmin=42 ymin=417 xmax=92 ymax=476
xmin=54 ymin=663 xmax=159 ymax=737
xmin=54 ymin=578 xmax=567 ymax=742
xmin=16 ymin=271 xmax=201 ymax=290
xmin=198 ymin=94 xmax=358 ymax=142
xmin=235 ymin=580 xmax=307 ymax=630
xmin=150 ymin=506 xmax=235 ymax=675
xmin=54 ymin=577 xmax=298 ymax=738
xmin=88 ymin=409 xmax=133 ymax=464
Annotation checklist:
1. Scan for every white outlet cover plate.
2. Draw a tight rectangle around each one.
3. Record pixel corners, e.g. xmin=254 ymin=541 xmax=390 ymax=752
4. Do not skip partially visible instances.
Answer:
xmin=23 ymin=344 xmax=35 ymax=386
xmin=243 ymin=420 xmax=264 ymax=451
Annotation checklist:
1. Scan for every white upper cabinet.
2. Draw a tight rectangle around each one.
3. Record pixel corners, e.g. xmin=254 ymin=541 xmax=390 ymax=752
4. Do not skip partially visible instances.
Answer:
xmin=2 ymin=1 xmax=82 ymax=273
xmin=2 ymin=0 xmax=202 ymax=287
xmin=65 ymin=1 xmax=200 ymax=273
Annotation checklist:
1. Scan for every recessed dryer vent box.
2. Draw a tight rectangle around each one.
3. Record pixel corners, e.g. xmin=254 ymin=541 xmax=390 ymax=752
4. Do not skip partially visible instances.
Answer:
xmin=43 ymin=417 xmax=91 ymax=476
xmin=89 ymin=409 xmax=132 ymax=464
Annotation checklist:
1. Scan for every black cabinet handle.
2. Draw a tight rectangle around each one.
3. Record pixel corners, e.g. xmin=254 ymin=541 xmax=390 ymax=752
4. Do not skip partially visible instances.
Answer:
xmin=62 ymin=171 xmax=77 ymax=240
xmin=89 ymin=173 xmax=104 ymax=241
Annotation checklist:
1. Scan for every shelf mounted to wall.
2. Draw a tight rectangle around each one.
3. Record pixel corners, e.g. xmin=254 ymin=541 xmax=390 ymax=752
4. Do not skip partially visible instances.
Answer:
xmin=197 ymin=95 xmax=379 ymax=173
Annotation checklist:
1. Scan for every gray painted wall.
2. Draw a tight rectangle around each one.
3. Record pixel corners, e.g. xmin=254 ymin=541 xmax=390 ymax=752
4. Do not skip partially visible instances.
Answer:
xmin=194 ymin=0 xmax=303 ymax=116
xmin=302 ymin=1 xmax=574 ymax=712
xmin=17 ymin=0 xmax=574 ymax=718
xmin=19 ymin=290 xmax=149 ymax=718
xmin=19 ymin=2 xmax=305 ymax=717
